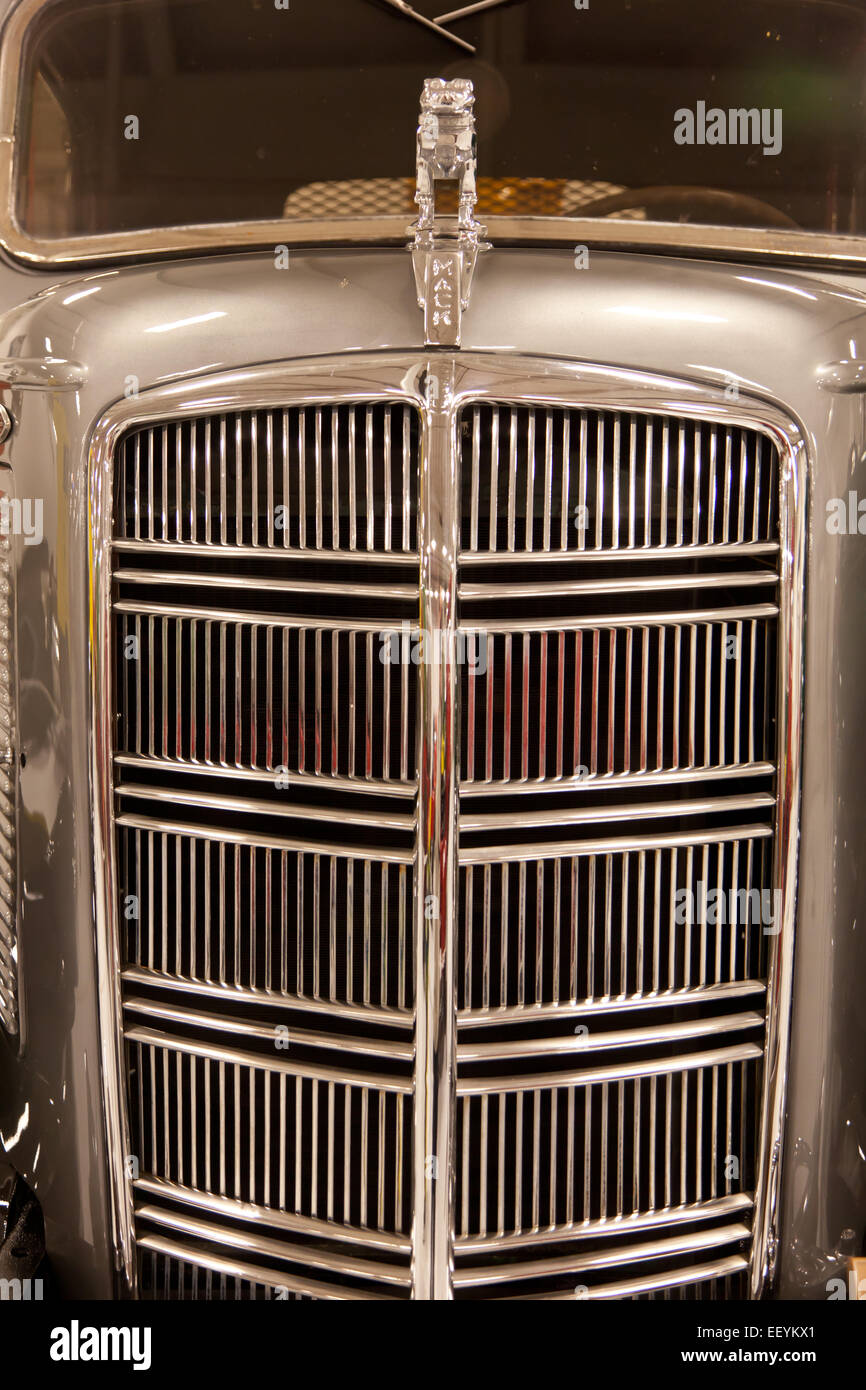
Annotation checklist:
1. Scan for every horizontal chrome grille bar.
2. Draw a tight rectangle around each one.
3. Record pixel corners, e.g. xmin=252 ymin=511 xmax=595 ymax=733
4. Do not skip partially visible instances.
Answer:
xmin=453 ymin=1222 xmax=752 ymax=1288
xmin=460 ymin=791 xmax=775 ymax=833
xmin=493 ymin=1254 xmax=749 ymax=1300
xmin=115 ymin=568 xmax=419 ymax=602
xmin=460 ymin=571 xmax=778 ymax=600
xmin=116 ymin=780 xmax=417 ymax=830
xmin=456 ymin=1012 xmax=763 ymax=1064
xmin=126 ymin=1024 xmax=413 ymax=1092
xmin=134 ymin=1175 xmax=412 ymax=1254
xmin=460 ymin=543 xmax=778 ymax=565
xmin=136 ymin=1234 xmax=397 ymax=1300
xmin=136 ymin=1203 xmax=412 ymax=1287
xmin=455 ymin=1191 xmax=753 ymax=1254
xmin=460 ymin=603 xmax=778 ymax=632
xmin=457 ymin=1042 xmax=761 ymax=1093
xmin=459 ymin=760 xmax=775 ymax=797
xmin=122 ymin=966 xmax=413 ymax=1026
xmin=461 ymin=823 xmax=772 ymax=863
xmin=115 ymin=754 xmax=418 ymax=800
xmin=458 ymin=979 xmax=766 ymax=1027
xmin=123 ymin=996 xmax=415 ymax=1062
xmin=114 ymin=539 xmax=419 ymax=566
xmin=117 ymin=812 xmax=414 ymax=862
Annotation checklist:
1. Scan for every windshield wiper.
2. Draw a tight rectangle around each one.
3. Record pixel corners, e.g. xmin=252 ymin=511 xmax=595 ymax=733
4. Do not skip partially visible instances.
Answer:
xmin=436 ymin=0 xmax=515 ymax=21
xmin=374 ymin=0 xmax=477 ymax=52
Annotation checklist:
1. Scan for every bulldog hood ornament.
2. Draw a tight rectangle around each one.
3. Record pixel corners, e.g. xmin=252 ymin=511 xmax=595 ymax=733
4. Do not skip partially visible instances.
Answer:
xmin=410 ymin=77 xmax=489 ymax=346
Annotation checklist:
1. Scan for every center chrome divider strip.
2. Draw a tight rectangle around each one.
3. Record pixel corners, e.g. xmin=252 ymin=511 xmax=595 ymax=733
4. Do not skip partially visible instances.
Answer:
xmin=90 ymin=352 xmax=806 ymax=1300
xmin=412 ymin=360 xmax=460 ymax=1300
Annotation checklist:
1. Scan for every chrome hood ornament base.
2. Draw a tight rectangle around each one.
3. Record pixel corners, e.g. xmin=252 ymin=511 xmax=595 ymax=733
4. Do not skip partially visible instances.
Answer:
xmin=410 ymin=78 xmax=489 ymax=346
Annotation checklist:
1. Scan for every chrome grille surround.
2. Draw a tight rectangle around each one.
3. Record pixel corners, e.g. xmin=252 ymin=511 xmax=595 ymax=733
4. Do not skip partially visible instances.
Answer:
xmin=89 ymin=353 xmax=805 ymax=1300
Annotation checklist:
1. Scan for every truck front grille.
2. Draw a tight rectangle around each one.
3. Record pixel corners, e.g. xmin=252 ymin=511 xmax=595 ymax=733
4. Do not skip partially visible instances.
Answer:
xmin=95 ymin=358 xmax=801 ymax=1300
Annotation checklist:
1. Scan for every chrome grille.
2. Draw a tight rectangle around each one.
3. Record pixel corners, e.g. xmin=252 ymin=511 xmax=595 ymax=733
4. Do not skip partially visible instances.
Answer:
xmin=117 ymin=403 xmax=418 ymax=554
xmin=138 ymin=1249 xmax=318 ymax=1300
xmin=461 ymin=404 xmax=777 ymax=556
xmin=461 ymin=612 xmax=776 ymax=787
xmin=94 ymin=358 xmax=802 ymax=1301
xmin=125 ymin=1031 xmax=412 ymax=1233
xmin=454 ymin=1052 xmax=758 ymax=1243
xmin=452 ymin=395 xmax=786 ymax=1300
xmin=106 ymin=394 xmax=421 ymax=1301
xmin=119 ymin=821 xmax=413 ymax=1014
xmin=113 ymin=606 xmax=415 ymax=787
xmin=458 ymin=829 xmax=772 ymax=1014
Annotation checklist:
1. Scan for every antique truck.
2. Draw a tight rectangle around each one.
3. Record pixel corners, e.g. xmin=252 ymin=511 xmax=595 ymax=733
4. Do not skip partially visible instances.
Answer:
xmin=0 ymin=0 xmax=863 ymax=1302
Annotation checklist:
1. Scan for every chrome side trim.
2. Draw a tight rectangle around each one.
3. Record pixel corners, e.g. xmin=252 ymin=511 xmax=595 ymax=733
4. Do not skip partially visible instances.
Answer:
xmin=749 ymin=391 xmax=806 ymax=1298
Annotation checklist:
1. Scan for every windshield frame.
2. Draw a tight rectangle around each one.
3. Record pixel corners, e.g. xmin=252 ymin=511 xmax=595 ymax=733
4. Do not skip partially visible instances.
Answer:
xmin=4 ymin=0 xmax=866 ymax=271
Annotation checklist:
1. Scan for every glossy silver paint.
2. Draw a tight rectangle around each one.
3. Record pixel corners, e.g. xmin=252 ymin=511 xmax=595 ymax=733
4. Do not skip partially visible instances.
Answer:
xmin=0 ymin=242 xmax=861 ymax=1297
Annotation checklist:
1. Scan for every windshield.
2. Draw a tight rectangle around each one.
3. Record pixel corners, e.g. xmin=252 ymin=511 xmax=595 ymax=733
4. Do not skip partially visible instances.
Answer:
xmin=12 ymin=0 xmax=866 ymax=243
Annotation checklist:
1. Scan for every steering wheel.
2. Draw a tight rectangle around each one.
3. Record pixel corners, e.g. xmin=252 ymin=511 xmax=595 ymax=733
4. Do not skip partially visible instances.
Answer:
xmin=576 ymin=185 xmax=799 ymax=230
